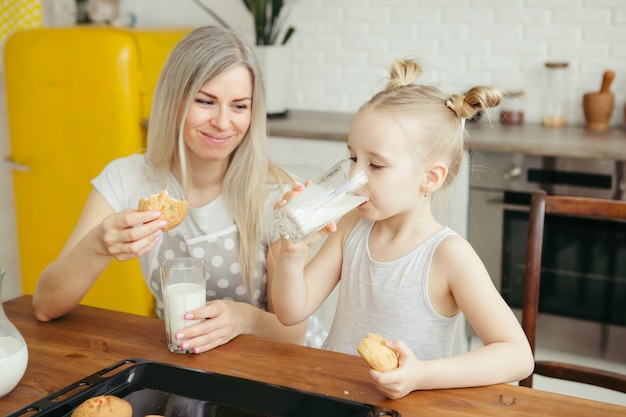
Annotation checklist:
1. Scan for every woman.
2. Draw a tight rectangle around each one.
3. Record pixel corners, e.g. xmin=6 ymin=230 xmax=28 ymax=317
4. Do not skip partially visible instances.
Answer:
xmin=33 ymin=26 xmax=310 ymax=353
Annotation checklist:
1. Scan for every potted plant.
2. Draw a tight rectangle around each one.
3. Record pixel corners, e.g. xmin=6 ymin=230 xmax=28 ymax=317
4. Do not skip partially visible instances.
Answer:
xmin=190 ymin=0 xmax=297 ymax=116
xmin=191 ymin=0 xmax=296 ymax=45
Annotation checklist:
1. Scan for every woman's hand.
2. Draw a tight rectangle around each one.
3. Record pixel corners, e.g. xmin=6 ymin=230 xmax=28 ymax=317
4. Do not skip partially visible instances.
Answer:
xmin=368 ymin=339 xmax=422 ymax=399
xmin=98 ymin=209 xmax=166 ymax=261
xmin=172 ymin=300 xmax=248 ymax=353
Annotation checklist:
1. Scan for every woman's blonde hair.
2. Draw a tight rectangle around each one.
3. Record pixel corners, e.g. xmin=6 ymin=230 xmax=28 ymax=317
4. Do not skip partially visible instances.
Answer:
xmin=146 ymin=26 xmax=292 ymax=294
xmin=361 ymin=58 xmax=502 ymax=188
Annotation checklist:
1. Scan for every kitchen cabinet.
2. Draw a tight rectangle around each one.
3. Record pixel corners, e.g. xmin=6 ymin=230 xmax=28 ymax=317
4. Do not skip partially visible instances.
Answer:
xmin=4 ymin=27 xmax=190 ymax=317
xmin=268 ymin=136 xmax=349 ymax=180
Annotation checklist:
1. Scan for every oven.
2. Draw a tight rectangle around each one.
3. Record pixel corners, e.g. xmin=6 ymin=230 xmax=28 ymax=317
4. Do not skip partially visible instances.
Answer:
xmin=467 ymin=151 xmax=626 ymax=352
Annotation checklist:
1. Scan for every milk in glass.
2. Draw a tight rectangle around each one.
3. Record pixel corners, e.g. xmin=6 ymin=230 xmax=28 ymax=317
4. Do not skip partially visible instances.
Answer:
xmin=276 ymin=158 xmax=369 ymax=243
xmin=0 ymin=267 xmax=29 ymax=398
xmin=163 ymin=282 xmax=205 ymax=351
xmin=277 ymin=183 xmax=368 ymax=243
xmin=0 ymin=337 xmax=28 ymax=397
xmin=160 ymin=258 xmax=206 ymax=353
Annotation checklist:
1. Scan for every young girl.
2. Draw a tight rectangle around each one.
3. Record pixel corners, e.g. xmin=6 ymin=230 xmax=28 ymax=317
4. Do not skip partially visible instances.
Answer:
xmin=272 ymin=58 xmax=534 ymax=399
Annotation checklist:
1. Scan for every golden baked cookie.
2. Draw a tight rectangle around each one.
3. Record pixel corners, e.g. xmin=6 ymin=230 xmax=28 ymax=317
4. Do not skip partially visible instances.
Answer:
xmin=138 ymin=190 xmax=188 ymax=232
xmin=357 ymin=333 xmax=399 ymax=372
xmin=71 ymin=395 xmax=132 ymax=417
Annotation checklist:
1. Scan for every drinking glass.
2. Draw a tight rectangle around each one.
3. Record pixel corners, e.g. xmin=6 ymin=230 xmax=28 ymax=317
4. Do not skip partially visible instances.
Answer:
xmin=275 ymin=158 xmax=369 ymax=243
xmin=160 ymin=258 xmax=206 ymax=353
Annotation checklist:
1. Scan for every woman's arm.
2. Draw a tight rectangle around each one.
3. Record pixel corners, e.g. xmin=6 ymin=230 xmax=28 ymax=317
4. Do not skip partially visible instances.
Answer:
xmin=33 ymin=189 xmax=165 ymax=321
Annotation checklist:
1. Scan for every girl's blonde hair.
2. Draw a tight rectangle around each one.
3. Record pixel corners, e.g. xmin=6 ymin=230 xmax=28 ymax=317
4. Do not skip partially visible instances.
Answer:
xmin=146 ymin=26 xmax=292 ymax=294
xmin=361 ymin=58 xmax=502 ymax=188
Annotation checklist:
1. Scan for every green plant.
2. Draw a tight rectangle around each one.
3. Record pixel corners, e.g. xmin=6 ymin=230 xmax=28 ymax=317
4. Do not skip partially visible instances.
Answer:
xmin=190 ymin=0 xmax=296 ymax=46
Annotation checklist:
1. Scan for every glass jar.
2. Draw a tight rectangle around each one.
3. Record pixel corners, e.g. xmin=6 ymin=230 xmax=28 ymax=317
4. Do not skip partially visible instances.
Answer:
xmin=500 ymin=91 xmax=525 ymax=125
xmin=0 ymin=267 xmax=29 ymax=398
xmin=542 ymin=62 xmax=569 ymax=128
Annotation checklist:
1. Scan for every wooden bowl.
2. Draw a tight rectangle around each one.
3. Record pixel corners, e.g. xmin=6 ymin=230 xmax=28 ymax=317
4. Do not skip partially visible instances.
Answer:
xmin=583 ymin=92 xmax=614 ymax=131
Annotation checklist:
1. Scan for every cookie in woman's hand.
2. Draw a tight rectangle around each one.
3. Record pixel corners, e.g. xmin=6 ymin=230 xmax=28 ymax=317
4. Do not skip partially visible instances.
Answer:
xmin=138 ymin=190 xmax=188 ymax=232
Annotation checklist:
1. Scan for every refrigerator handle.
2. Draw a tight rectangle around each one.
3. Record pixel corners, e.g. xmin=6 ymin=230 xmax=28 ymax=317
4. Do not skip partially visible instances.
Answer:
xmin=3 ymin=156 xmax=30 ymax=172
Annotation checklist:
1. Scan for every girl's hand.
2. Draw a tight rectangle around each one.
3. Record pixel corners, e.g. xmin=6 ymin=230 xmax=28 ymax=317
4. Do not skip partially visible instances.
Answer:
xmin=368 ymin=339 xmax=422 ymax=399
xmin=172 ymin=300 xmax=246 ymax=353
xmin=98 ymin=209 xmax=166 ymax=261
xmin=274 ymin=181 xmax=310 ymax=210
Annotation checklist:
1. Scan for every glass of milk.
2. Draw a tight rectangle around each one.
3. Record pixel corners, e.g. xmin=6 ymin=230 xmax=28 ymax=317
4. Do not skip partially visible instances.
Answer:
xmin=160 ymin=257 xmax=206 ymax=353
xmin=276 ymin=158 xmax=369 ymax=243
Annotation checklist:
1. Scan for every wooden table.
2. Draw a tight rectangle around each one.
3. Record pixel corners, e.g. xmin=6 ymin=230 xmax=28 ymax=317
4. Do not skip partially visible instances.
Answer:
xmin=2 ymin=296 xmax=625 ymax=417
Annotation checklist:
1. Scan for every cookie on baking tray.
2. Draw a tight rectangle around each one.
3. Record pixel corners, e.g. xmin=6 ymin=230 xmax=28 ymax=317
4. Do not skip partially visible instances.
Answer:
xmin=71 ymin=395 xmax=132 ymax=417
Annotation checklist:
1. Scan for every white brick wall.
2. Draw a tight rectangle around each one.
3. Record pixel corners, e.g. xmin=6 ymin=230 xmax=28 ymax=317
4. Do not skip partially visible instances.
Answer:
xmin=133 ymin=0 xmax=625 ymax=127
xmin=287 ymin=0 xmax=626 ymax=126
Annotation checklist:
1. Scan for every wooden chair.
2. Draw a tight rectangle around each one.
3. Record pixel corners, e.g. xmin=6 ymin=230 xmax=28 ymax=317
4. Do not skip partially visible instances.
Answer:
xmin=519 ymin=190 xmax=626 ymax=392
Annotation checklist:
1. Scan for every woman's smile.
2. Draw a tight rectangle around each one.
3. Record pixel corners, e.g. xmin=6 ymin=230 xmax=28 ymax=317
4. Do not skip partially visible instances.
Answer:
xmin=200 ymin=130 xmax=233 ymax=145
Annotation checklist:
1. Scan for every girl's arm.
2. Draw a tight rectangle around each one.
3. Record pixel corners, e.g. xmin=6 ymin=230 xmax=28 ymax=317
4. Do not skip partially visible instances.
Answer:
xmin=271 ymin=210 xmax=359 ymax=326
xmin=255 ymin=239 xmax=308 ymax=343
xmin=33 ymin=189 xmax=165 ymax=321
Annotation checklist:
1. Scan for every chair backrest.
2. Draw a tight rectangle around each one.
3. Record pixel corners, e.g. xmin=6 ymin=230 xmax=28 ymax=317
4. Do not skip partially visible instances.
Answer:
xmin=519 ymin=190 xmax=626 ymax=392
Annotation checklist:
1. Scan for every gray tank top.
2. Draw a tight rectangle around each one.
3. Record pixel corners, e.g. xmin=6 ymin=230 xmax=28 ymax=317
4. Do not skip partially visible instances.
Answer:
xmin=322 ymin=219 xmax=461 ymax=358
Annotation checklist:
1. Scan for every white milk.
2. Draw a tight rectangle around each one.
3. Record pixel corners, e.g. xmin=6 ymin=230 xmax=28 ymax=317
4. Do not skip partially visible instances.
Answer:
xmin=163 ymin=282 xmax=205 ymax=350
xmin=278 ymin=183 xmax=368 ymax=242
xmin=0 ymin=337 xmax=28 ymax=398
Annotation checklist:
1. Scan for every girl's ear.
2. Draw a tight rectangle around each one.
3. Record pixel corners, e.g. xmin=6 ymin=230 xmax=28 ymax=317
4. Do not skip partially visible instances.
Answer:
xmin=422 ymin=162 xmax=448 ymax=194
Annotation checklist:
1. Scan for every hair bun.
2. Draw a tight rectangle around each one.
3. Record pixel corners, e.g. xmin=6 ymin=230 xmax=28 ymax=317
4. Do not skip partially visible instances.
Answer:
xmin=385 ymin=58 xmax=423 ymax=90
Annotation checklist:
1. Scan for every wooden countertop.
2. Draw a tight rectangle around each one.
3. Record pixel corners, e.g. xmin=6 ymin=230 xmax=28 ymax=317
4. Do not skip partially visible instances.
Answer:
xmin=268 ymin=110 xmax=626 ymax=160
xmin=2 ymin=296 xmax=625 ymax=417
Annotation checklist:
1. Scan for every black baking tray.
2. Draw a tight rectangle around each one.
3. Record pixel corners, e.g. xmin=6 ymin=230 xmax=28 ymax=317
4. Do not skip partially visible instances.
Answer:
xmin=7 ymin=358 xmax=401 ymax=417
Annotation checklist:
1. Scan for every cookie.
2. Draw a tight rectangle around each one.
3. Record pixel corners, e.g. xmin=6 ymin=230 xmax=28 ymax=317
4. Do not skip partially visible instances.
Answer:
xmin=138 ymin=190 xmax=188 ymax=232
xmin=71 ymin=395 xmax=132 ymax=417
xmin=357 ymin=332 xmax=399 ymax=372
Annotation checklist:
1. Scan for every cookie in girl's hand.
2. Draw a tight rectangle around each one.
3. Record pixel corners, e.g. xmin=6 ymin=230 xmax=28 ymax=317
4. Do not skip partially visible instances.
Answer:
xmin=357 ymin=332 xmax=399 ymax=372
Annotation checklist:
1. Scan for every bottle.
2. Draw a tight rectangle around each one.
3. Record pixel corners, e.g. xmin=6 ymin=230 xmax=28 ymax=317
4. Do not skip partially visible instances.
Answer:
xmin=0 ymin=267 xmax=28 ymax=398
xmin=542 ymin=62 xmax=569 ymax=128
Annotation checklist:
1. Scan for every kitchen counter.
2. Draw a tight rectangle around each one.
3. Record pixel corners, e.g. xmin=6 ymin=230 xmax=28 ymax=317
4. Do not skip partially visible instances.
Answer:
xmin=268 ymin=110 xmax=626 ymax=160
xmin=3 ymin=295 xmax=626 ymax=417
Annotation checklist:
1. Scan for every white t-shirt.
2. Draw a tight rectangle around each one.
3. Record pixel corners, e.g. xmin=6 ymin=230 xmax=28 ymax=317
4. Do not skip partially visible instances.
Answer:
xmin=92 ymin=153 xmax=282 ymax=318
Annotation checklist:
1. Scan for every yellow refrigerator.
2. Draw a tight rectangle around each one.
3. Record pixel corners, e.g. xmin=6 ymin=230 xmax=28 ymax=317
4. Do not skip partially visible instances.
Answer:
xmin=4 ymin=27 xmax=190 ymax=316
